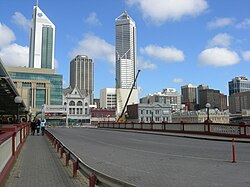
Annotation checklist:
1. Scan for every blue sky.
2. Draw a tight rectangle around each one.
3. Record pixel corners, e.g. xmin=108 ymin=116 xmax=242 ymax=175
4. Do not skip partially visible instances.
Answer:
xmin=0 ymin=0 xmax=250 ymax=98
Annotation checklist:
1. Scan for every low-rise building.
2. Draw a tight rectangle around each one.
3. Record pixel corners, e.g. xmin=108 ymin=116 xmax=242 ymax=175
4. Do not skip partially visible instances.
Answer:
xmin=63 ymin=86 xmax=90 ymax=125
xmin=172 ymin=109 xmax=230 ymax=123
xmin=90 ymin=108 xmax=116 ymax=125
xmin=127 ymin=103 xmax=172 ymax=123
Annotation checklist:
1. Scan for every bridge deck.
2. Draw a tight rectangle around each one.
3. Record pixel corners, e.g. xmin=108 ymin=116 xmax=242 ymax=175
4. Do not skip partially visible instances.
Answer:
xmin=4 ymin=134 xmax=87 ymax=187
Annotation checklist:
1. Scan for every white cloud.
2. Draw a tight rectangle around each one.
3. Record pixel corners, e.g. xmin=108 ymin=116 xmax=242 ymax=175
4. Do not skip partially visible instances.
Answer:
xmin=83 ymin=12 xmax=102 ymax=26
xmin=12 ymin=12 xmax=31 ymax=32
xmin=0 ymin=43 xmax=29 ymax=67
xmin=242 ymin=50 xmax=250 ymax=62
xmin=140 ymin=45 xmax=185 ymax=62
xmin=207 ymin=18 xmax=234 ymax=29
xmin=0 ymin=23 xmax=16 ymax=48
xmin=173 ymin=78 xmax=184 ymax=83
xmin=54 ymin=59 xmax=59 ymax=69
xmin=137 ymin=56 xmax=157 ymax=70
xmin=127 ymin=0 xmax=208 ymax=25
xmin=207 ymin=33 xmax=232 ymax=48
xmin=70 ymin=33 xmax=114 ymax=64
xmin=198 ymin=47 xmax=240 ymax=67
xmin=63 ymin=80 xmax=68 ymax=88
xmin=236 ymin=18 xmax=250 ymax=29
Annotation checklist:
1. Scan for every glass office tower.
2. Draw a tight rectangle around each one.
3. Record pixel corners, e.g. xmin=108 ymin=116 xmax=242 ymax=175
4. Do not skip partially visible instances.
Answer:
xmin=29 ymin=4 xmax=55 ymax=69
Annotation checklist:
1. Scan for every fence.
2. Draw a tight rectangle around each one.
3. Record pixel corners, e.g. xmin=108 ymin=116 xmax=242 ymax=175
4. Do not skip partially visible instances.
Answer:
xmin=0 ymin=123 xmax=30 ymax=187
xmin=46 ymin=130 xmax=136 ymax=187
xmin=98 ymin=122 xmax=250 ymax=138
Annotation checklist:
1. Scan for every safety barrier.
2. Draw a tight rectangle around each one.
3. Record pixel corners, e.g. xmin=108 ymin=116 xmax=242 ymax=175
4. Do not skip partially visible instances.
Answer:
xmin=45 ymin=130 xmax=136 ymax=187
xmin=98 ymin=122 xmax=250 ymax=139
xmin=0 ymin=123 xmax=30 ymax=187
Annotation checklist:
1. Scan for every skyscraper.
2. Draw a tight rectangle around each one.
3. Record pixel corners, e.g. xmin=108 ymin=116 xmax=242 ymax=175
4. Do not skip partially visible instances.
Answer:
xmin=29 ymin=3 xmax=55 ymax=69
xmin=115 ymin=11 xmax=136 ymax=89
xmin=228 ymin=76 xmax=250 ymax=96
xmin=181 ymin=84 xmax=197 ymax=111
xmin=115 ymin=11 xmax=138 ymax=115
xmin=70 ymin=55 xmax=94 ymax=104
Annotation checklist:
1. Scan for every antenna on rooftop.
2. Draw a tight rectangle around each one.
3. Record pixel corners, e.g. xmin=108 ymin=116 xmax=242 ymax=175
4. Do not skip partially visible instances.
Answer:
xmin=36 ymin=0 xmax=38 ymax=6
xmin=123 ymin=0 xmax=126 ymax=12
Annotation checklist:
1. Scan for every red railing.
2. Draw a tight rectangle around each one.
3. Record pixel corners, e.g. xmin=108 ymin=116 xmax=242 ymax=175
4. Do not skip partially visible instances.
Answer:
xmin=0 ymin=123 xmax=30 ymax=187
xmin=98 ymin=122 xmax=250 ymax=139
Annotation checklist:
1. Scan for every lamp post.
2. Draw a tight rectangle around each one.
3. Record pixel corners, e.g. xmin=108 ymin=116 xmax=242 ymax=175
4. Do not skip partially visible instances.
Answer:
xmin=205 ymin=103 xmax=211 ymax=123
xmin=14 ymin=96 xmax=23 ymax=124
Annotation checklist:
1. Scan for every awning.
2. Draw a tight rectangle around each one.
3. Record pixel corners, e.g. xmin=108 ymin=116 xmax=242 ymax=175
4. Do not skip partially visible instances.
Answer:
xmin=0 ymin=58 xmax=26 ymax=115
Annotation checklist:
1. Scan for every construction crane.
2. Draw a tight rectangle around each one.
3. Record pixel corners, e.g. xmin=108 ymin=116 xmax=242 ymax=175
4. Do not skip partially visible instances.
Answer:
xmin=117 ymin=70 xmax=141 ymax=122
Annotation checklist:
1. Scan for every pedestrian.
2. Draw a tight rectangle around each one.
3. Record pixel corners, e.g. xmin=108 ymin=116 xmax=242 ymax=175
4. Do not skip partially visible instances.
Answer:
xmin=40 ymin=119 xmax=46 ymax=136
xmin=36 ymin=119 xmax=40 ymax=135
xmin=31 ymin=119 xmax=36 ymax=135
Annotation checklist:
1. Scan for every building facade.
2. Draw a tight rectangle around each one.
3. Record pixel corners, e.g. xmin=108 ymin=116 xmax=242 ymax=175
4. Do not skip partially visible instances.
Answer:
xmin=115 ymin=11 xmax=138 ymax=115
xmin=63 ymin=86 xmax=90 ymax=125
xmin=29 ymin=3 xmax=55 ymax=69
xmin=115 ymin=11 xmax=136 ymax=89
xmin=140 ymin=88 xmax=181 ymax=112
xmin=228 ymin=76 xmax=250 ymax=96
xmin=100 ymin=88 xmax=116 ymax=109
xmin=172 ymin=110 xmax=230 ymax=123
xmin=229 ymin=91 xmax=250 ymax=114
xmin=70 ymin=55 xmax=94 ymax=104
xmin=6 ymin=66 xmax=62 ymax=115
xmin=127 ymin=103 xmax=172 ymax=123
xmin=199 ymin=89 xmax=227 ymax=111
xmin=181 ymin=84 xmax=197 ymax=111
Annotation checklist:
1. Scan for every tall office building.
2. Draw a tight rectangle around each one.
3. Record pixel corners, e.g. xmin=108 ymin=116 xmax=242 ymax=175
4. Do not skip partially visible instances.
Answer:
xmin=6 ymin=66 xmax=62 ymax=115
xmin=29 ymin=3 xmax=55 ymax=69
xmin=228 ymin=76 xmax=250 ymax=96
xmin=115 ymin=11 xmax=136 ymax=89
xmin=70 ymin=55 xmax=94 ymax=104
xmin=115 ymin=11 xmax=138 ymax=115
xmin=199 ymin=89 xmax=227 ymax=111
xmin=181 ymin=84 xmax=197 ymax=111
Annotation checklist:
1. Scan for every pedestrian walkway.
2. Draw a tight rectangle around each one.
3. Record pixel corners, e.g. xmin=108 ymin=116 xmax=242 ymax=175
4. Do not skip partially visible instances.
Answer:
xmin=4 ymin=134 xmax=87 ymax=187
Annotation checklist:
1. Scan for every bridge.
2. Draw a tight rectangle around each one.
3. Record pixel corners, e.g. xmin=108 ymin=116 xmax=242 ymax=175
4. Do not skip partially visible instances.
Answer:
xmin=1 ymin=122 xmax=250 ymax=187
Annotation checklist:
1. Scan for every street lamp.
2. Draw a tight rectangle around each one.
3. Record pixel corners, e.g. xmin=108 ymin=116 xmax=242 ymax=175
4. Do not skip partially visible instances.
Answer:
xmin=205 ymin=103 xmax=211 ymax=123
xmin=14 ymin=96 xmax=22 ymax=123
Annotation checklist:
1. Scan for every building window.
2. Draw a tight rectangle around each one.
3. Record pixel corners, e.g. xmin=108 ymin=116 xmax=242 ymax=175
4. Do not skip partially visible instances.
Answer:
xmin=69 ymin=101 xmax=75 ymax=106
xmin=77 ymin=108 xmax=79 ymax=114
xmin=22 ymin=82 xmax=31 ymax=87
xmin=85 ymin=108 xmax=88 ymax=114
xmin=69 ymin=108 xmax=72 ymax=114
xmin=37 ymin=83 xmax=45 ymax=88
xmin=77 ymin=101 xmax=83 ymax=106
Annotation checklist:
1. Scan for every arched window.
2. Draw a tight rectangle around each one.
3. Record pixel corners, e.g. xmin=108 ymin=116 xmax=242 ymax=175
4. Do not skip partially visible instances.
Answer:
xmin=85 ymin=102 xmax=88 ymax=106
xmin=69 ymin=101 xmax=75 ymax=106
xmin=77 ymin=101 xmax=83 ymax=106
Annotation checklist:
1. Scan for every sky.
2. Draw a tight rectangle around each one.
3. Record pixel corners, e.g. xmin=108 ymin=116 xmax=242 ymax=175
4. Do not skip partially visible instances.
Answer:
xmin=0 ymin=0 xmax=250 ymax=98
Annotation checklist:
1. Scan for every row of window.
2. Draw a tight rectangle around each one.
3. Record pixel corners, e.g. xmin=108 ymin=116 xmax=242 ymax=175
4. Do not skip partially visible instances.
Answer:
xmin=69 ymin=108 xmax=88 ymax=115
xmin=140 ymin=110 xmax=160 ymax=114
xmin=68 ymin=101 xmax=88 ymax=106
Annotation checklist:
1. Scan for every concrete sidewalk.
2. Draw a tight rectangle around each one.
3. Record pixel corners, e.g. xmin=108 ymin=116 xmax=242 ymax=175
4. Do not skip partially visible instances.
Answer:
xmin=4 ymin=134 xmax=87 ymax=187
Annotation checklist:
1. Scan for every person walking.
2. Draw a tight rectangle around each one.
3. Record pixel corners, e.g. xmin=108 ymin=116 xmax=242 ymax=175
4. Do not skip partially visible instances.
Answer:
xmin=36 ymin=119 xmax=40 ymax=135
xmin=31 ymin=119 xmax=36 ymax=135
xmin=40 ymin=119 xmax=46 ymax=136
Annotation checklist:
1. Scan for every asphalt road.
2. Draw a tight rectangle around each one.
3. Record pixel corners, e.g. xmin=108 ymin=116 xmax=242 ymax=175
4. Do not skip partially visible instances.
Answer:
xmin=48 ymin=128 xmax=250 ymax=187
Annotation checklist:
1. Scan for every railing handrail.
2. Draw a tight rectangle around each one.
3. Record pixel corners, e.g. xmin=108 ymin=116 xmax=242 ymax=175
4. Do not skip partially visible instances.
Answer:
xmin=98 ymin=121 xmax=250 ymax=139
xmin=46 ymin=130 xmax=136 ymax=187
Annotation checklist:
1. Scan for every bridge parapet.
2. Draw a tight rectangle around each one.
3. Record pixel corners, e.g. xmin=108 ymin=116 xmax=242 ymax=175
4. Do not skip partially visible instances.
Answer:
xmin=0 ymin=123 xmax=30 ymax=186
xmin=98 ymin=122 xmax=250 ymax=139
